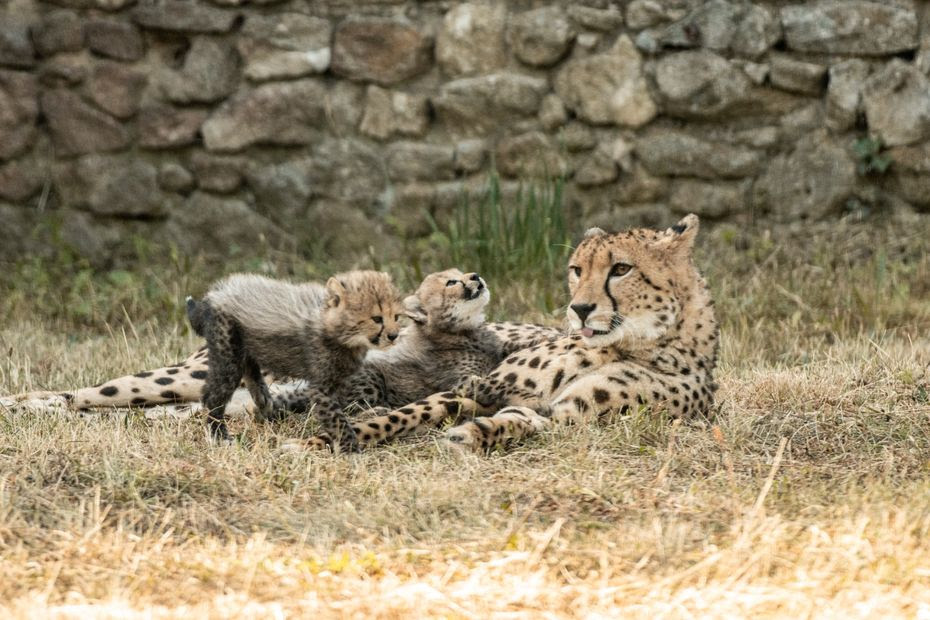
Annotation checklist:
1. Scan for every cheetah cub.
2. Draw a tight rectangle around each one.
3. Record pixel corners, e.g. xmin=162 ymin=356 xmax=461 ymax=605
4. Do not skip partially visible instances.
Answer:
xmin=189 ymin=271 xmax=403 ymax=449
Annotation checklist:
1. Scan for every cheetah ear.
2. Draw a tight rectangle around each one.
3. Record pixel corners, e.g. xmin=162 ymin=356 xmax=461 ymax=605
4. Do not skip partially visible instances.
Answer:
xmin=583 ymin=227 xmax=607 ymax=239
xmin=403 ymin=294 xmax=428 ymax=324
xmin=660 ymin=214 xmax=700 ymax=255
xmin=325 ymin=277 xmax=345 ymax=307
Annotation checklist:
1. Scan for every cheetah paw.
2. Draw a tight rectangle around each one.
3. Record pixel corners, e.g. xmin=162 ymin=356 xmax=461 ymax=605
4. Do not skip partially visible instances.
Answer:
xmin=279 ymin=436 xmax=332 ymax=453
xmin=502 ymin=406 xmax=550 ymax=432
xmin=143 ymin=403 xmax=200 ymax=420
xmin=550 ymin=410 xmax=582 ymax=426
xmin=2 ymin=394 xmax=71 ymax=413
xmin=441 ymin=422 xmax=482 ymax=453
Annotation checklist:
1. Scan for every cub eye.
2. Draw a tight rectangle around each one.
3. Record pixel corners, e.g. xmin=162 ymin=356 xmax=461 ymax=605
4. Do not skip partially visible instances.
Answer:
xmin=610 ymin=263 xmax=633 ymax=277
xmin=445 ymin=280 xmax=458 ymax=287
xmin=372 ymin=316 xmax=383 ymax=324
xmin=570 ymin=266 xmax=581 ymax=277
xmin=394 ymin=314 xmax=401 ymax=321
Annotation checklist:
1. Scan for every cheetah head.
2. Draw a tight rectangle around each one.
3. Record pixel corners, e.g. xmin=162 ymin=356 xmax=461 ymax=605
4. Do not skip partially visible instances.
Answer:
xmin=323 ymin=270 xmax=404 ymax=351
xmin=566 ymin=214 xmax=700 ymax=348
xmin=403 ymin=268 xmax=490 ymax=333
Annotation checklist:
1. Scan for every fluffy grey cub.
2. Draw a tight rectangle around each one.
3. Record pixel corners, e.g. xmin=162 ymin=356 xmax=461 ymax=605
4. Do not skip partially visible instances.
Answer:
xmin=187 ymin=271 xmax=404 ymax=450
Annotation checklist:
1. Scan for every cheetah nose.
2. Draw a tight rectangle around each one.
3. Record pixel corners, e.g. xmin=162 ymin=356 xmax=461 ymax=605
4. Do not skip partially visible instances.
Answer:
xmin=570 ymin=303 xmax=596 ymax=323
xmin=387 ymin=332 xmax=398 ymax=342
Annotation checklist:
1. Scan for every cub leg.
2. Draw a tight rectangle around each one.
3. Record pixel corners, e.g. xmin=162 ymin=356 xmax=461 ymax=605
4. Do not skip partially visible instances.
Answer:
xmin=243 ymin=357 xmax=274 ymax=421
xmin=202 ymin=315 xmax=245 ymax=441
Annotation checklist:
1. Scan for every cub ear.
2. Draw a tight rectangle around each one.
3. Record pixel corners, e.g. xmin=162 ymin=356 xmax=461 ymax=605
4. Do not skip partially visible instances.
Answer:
xmin=583 ymin=227 xmax=607 ymax=239
xmin=325 ymin=277 xmax=345 ymax=307
xmin=403 ymin=294 xmax=428 ymax=324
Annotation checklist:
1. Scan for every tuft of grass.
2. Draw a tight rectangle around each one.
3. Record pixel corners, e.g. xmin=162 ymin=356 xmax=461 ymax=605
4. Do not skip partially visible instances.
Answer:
xmin=426 ymin=172 xmax=571 ymax=315
xmin=853 ymin=136 xmax=892 ymax=176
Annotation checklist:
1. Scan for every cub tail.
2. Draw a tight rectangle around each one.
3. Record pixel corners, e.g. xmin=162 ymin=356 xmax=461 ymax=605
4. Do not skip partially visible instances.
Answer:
xmin=186 ymin=296 xmax=211 ymax=337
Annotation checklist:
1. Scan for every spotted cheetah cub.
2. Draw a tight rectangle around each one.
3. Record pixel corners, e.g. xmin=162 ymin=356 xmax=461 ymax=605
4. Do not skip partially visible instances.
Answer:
xmin=189 ymin=271 xmax=403 ymax=449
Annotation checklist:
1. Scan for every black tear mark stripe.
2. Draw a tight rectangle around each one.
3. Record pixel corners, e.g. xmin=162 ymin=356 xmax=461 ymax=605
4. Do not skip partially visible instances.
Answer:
xmin=604 ymin=275 xmax=618 ymax=312
xmin=603 ymin=251 xmax=618 ymax=312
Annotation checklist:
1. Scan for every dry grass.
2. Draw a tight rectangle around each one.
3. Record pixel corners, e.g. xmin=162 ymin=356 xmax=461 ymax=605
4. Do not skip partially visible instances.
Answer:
xmin=2 ymin=217 xmax=930 ymax=618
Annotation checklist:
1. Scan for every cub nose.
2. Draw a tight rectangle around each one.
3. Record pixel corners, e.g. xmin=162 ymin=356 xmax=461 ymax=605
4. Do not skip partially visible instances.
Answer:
xmin=570 ymin=303 xmax=596 ymax=323
xmin=387 ymin=332 xmax=398 ymax=342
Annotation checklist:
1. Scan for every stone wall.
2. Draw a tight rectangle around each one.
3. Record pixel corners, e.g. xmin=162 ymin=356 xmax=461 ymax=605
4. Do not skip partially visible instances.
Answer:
xmin=1 ymin=0 xmax=929 ymax=267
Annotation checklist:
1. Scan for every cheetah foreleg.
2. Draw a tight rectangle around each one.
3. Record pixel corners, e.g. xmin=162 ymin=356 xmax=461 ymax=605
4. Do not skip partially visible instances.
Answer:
xmin=283 ymin=391 xmax=485 ymax=452
xmin=442 ymin=406 xmax=550 ymax=453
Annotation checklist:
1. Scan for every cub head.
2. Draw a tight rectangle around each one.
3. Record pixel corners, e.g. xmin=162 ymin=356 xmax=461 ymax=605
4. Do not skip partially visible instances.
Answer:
xmin=323 ymin=270 xmax=404 ymax=351
xmin=566 ymin=214 xmax=700 ymax=348
xmin=403 ymin=268 xmax=490 ymax=332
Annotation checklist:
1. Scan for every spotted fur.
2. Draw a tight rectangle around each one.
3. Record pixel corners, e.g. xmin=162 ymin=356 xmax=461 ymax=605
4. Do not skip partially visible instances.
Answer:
xmin=317 ymin=214 xmax=719 ymax=452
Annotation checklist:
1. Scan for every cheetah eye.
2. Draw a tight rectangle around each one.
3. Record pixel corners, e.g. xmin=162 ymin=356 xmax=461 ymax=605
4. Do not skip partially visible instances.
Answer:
xmin=394 ymin=314 xmax=401 ymax=322
xmin=610 ymin=263 xmax=633 ymax=278
xmin=570 ymin=266 xmax=581 ymax=277
xmin=372 ymin=316 xmax=383 ymax=324
xmin=446 ymin=279 xmax=458 ymax=287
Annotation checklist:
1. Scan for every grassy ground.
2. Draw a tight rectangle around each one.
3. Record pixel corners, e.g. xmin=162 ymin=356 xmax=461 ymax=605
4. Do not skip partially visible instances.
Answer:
xmin=1 ymin=213 xmax=929 ymax=618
